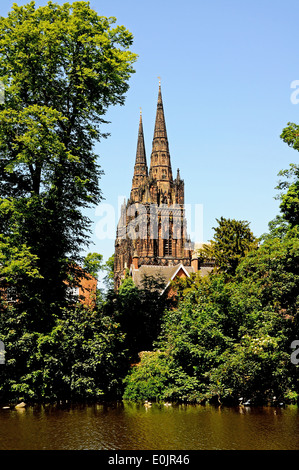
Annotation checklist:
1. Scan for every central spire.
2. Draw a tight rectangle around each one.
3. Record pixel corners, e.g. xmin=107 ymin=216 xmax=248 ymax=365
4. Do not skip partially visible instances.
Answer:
xmin=114 ymin=81 xmax=192 ymax=291
xmin=149 ymin=81 xmax=173 ymax=188
xmin=152 ymin=80 xmax=168 ymax=141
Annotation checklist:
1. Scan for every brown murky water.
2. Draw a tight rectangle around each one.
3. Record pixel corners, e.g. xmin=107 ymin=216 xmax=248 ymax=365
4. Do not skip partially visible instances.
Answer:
xmin=0 ymin=402 xmax=298 ymax=450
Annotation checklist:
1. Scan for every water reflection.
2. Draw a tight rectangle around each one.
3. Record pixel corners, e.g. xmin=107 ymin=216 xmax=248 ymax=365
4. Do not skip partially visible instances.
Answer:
xmin=0 ymin=402 xmax=298 ymax=450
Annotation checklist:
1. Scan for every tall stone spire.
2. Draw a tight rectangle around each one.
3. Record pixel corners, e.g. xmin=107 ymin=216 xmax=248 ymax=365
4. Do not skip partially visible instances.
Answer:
xmin=131 ymin=109 xmax=148 ymax=200
xmin=149 ymin=80 xmax=173 ymax=189
xmin=114 ymin=82 xmax=193 ymax=291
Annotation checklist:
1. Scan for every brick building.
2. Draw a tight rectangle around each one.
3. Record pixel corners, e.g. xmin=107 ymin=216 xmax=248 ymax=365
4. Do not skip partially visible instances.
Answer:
xmin=66 ymin=266 xmax=97 ymax=308
xmin=2 ymin=266 xmax=97 ymax=308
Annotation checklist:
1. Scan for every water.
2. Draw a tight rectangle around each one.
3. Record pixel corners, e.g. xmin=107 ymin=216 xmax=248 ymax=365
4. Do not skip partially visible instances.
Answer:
xmin=0 ymin=402 xmax=298 ymax=450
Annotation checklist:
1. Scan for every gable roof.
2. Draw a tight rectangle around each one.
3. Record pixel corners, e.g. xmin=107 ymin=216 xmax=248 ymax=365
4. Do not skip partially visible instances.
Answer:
xmin=162 ymin=264 xmax=193 ymax=294
xmin=131 ymin=263 xmax=194 ymax=292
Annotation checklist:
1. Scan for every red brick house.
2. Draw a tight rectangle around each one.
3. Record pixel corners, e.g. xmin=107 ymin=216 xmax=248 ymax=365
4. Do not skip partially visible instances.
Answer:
xmin=2 ymin=266 xmax=97 ymax=308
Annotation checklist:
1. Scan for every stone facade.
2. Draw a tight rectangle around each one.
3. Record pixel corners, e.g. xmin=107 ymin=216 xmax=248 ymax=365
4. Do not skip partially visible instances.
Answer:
xmin=114 ymin=84 xmax=194 ymax=289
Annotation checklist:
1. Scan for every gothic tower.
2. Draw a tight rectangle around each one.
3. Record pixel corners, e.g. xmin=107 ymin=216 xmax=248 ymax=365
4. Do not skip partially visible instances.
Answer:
xmin=114 ymin=83 xmax=193 ymax=289
xmin=149 ymin=83 xmax=173 ymax=190
xmin=130 ymin=109 xmax=148 ymax=202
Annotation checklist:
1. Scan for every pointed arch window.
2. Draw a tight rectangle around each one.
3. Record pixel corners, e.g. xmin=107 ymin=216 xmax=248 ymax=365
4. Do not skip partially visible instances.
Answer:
xmin=164 ymin=235 xmax=172 ymax=256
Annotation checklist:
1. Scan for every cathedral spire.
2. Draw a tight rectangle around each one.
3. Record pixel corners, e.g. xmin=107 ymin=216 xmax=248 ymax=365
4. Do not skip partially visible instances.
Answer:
xmin=131 ymin=109 xmax=148 ymax=199
xmin=153 ymin=79 xmax=168 ymax=141
xmin=150 ymin=80 xmax=173 ymax=187
xmin=114 ymin=83 xmax=191 ymax=290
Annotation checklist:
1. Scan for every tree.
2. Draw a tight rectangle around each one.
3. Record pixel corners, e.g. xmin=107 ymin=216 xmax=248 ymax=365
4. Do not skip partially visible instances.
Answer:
xmin=278 ymin=123 xmax=299 ymax=226
xmin=83 ymin=252 xmax=103 ymax=279
xmin=123 ymin=351 xmax=173 ymax=402
xmin=275 ymin=163 xmax=299 ymax=228
xmin=103 ymin=274 xmax=170 ymax=362
xmin=123 ymin=263 xmax=297 ymax=404
xmin=103 ymin=254 xmax=115 ymax=290
xmin=0 ymin=1 xmax=137 ymax=326
xmin=122 ymin=203 xmax=299 ymax=404
xmin=200 ymin=217 xmax=258 ymax=276
xmin=0 ymin=304 xmax=128 ymax=402
xmin=0 ymin=200 xmax=41 ymax=286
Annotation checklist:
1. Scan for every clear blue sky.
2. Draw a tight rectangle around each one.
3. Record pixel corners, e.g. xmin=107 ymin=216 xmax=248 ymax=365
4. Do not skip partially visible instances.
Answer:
xmin=1 ymin=0 xmax=299 ymax=281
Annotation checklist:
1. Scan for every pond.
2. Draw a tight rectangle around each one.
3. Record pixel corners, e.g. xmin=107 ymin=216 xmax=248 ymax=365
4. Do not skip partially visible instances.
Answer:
xmin=0 ymin=402 xmax=298 ymax=451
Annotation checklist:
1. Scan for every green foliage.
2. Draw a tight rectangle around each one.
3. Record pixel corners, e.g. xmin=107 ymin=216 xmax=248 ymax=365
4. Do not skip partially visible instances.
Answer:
xmin=123 ymin=350 xmax=201 ymax=403
xmin=103 ymin=254 xmax=115 ymax=289
xmin=83 ymin=252 xmax=103 ymax=279
xmin=106 ymin=275 xmax=170 ymax=362
xmin=123 ymin=227 xmax=299 ymax=405
xmin=199 ymin=217 xmax=258 ymax=276
xmin=123 ymin=351 xmax=171 ymax=402
xmin=0 ymin=1 xmax=136 ymax=324
xmin=275 ymin=163 xmax=299 ymax=227
xmin=0 ymin=235 xmax=41 ymax=283
xmin=0 ymin=304 xmax=127 ymax=402
xmin=2 ymin=7 xmax=299 ymax=407
xmin=0 ymin=2 xmax=137 ymax=404
xmin=236 ymin=227 xmax=299 ymax=315
xmin=122 ymin=172 xmax=299 ymax=404
xmin=262 ymin=215 xmax=291 ymax=241
xmin=278 ymin=124 xmax=299 ymax=226
xmin=123 ymin=123 xmax=298 ymax=407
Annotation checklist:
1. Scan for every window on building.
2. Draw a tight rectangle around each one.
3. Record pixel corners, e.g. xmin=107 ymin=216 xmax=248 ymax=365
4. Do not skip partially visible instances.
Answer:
xmin=66 ymin=286 xmax=79 ymax=300
xmin=6 ymin=287 xmax=18 ymax=302
xmin=153 ymin=239 xmax=158 ymax=257
xmin=164 ymin=237 xmax=172 ymax=256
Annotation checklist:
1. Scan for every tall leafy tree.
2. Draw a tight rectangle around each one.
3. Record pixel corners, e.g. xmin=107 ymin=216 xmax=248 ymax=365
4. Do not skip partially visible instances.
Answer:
xmin=199 ymin=217 xmax=258 ymax=276
xmin=275 ymin=163 xmax=299 ymax=228
xmin=0 ymin=1 xmax=137 ymax=327
xmin=278 ymin=123 xmax=299 ymax=227
xmin=103 ymin=253 xmax=115 ymax=290
xmin=83 ymin=252 xmax=103 ymax=279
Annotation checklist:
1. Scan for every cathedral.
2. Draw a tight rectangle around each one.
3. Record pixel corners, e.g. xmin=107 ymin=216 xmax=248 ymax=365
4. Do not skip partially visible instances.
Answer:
xmin=114 ymin=83 xmax=211 ymax=291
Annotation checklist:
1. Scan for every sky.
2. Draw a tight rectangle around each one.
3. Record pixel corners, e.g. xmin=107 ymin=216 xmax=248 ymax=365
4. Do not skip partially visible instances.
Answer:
xmin=1 ymin=0 xmax=299 ymax=285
